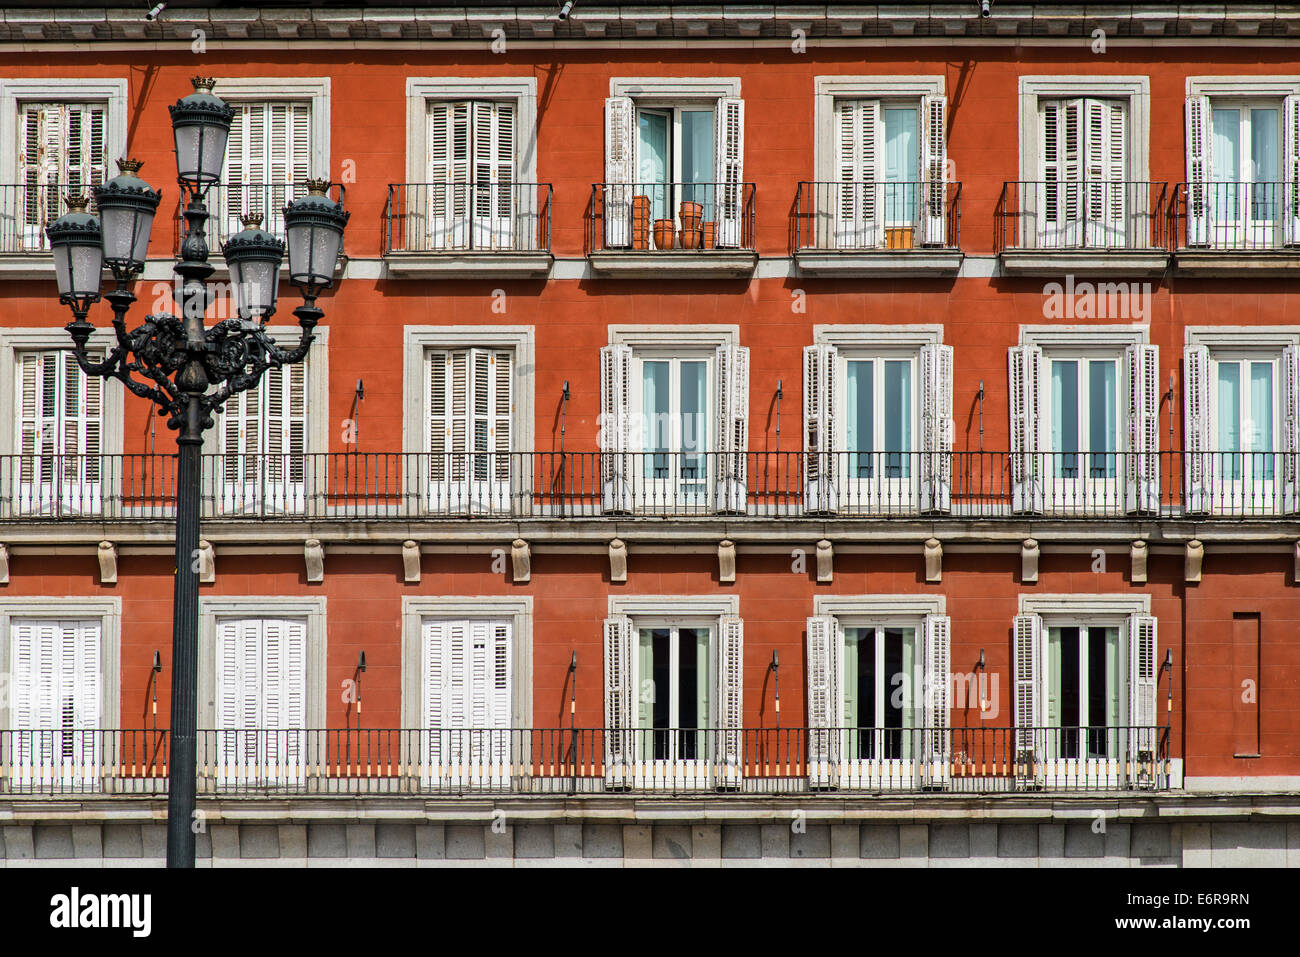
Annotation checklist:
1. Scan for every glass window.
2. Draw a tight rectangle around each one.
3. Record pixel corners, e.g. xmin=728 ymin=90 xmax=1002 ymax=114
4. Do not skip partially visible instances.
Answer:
xmin=1047 ymin=625 xmax=1120 ymax=760
xmin=882 ymin=106 xmax=918 ymax=224
xmin=636 ymin=624 xmax=712 ymax=761
xmin=845 ymin=357 xmax=913 ymax=480
xmin=1048 ymin=357 xmax=1118 ymax=479
xmin=1215 ymin=357 xmax=1276 ymax=481
xmin=1210 ymin=102 xmax=1282 ymax=224
xmin=842 ymin=625 xmax=918 ymax=760
xmin=635 ymin=106 xmax=716 ymax=221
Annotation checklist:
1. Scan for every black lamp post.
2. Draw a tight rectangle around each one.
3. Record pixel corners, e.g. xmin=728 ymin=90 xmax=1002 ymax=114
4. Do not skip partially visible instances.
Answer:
xmin=45 ymin=76 xmax=348 ymax=868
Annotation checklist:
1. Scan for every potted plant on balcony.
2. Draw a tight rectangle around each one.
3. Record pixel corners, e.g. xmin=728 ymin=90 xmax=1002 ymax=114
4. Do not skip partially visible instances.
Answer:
xmin=631 ymin=194 xmax=651 ymax=250
xmin=679 ymin=200 xmax=703 ymax=249
xmin=653 ymin=218 xmax=675 ymax=250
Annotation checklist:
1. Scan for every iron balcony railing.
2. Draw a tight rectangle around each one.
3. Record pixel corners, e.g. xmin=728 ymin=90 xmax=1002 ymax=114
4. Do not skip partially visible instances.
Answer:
xmin=0 ymin=451 xmax=1296 ymax=521
xmin=172 ymin=182 xmax=348 ymax=257
xmin=997 ymin=180 xmax=1170 ymax=252
xmin=0 ymin=726 xmax=1170 ymax=797
xmin=0 ymin=182 xmax=99 ymax=254
xmin=383 ymin=182 xmax=552 ymax=254
xmin=1173 ymin=180 xmax=1300 ymax=251
xmin=793 ymin=180 xmax=961 ymax=251
xmin=588 ymin=181 xmax=756 ymax=254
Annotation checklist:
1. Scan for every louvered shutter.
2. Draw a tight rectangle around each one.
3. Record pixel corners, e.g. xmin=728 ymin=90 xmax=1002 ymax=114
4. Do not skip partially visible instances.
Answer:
xmin=714 ymin=97 xmax=745 ymax=248
xmin=426 ymin=102 xmax=471 ymax=249
xmin=922 ymin=614 xmax=951 ymax=788
xmin=921 ymin=94 xmax=947 ymax=245
xmin=834 ymin=99 xmax=878 ymax=248
xmin=1013 ymin=613 xmax=1044 ymax=786
xmin=215 ymin=618 xmax=253 ymax=785
xmin=18 ymin=106 xmax=61 ymax=248
xmin=428 ymin=350 xmax=449 ymax=495
xmin=9 ymin=620 xmax=38 ymax=781
xmin=68 ymin=620 xmax=102 ymax=787
xmin=489 ymin=620 xmax=512 ymax=775
xmin=261 ymin=618 xmax=285 ymax=780
xmin=1185 ymin=94 xmax=1210 ymax=246
xmin=491 ymin=350 xmax=513 ymax=509
xmin=920 ymin=343 xmax=953 ymax=513
xmin=600 ymin=344 xmax=633 ymax=513
xmin=15 ymin=350 xmax=102 ymax=514
xmin=470 ymin=101 xmax=515 ymax=249
xmin=603 ymin=96 xmax=635 ymax=248
xmin=422 ymin=618 xmax=447 ymax=780
xmin=264 ymin=618 xmax=307 ymax=783
xmin=1127 ymin=614 xmax=1158 ymax=784
xmin=715 ymin=615 xmax=744 ymax=788
xmin=9 ymin=619 xmax=100 ymax=789
xmin=803 ymin=344 xmax=839 ymax=514
xmin=714 ymin=344 xmax=749 ymax=513
xmin=1125 ymin=344 xmax=1161 ymax=514
xmin=1082 ymin=99 xmax=1128 ymax=246
xmin=1285 ymin=95 xmax=1300 ymax=246
xmin=225 ymin=101 xmax=311 ymax=235
xmin=805 ymin=615 xmax=839 ymax=788
xmin=1041 ymin=99 xmax=1083 ymax=247
xmin=263 ymin=363 xmax=308 ymax=512
xmin=1183 ymin=344 xmax=1212 ymax=513
xmin=1282 ymin=345 xmax=1300 ymax=514
xmin=1009 ymin=345 xmax=1043 ymax=513
xmin=603 ymin=615 xmax=634 ymax=788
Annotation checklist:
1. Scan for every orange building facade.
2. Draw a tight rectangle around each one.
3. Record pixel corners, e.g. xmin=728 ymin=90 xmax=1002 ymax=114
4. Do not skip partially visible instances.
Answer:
xmin=0 ymin=3 xmax=1297 ymax=866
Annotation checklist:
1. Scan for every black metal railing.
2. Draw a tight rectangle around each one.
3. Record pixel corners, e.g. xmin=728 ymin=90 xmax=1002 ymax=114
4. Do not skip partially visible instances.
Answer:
xmin=173 ymin=182 xmax=347 ymax=256
xmin=588 ymin=181 xmax=756 ymax=253
xmin=0 ymin=726 xmax=1170 ymax=797
xmin=1174 ymin=181 xmax=1300 ymax=251
xmin=0 ymin=182 xmax=98 ymax=254
xmin=997 ymin=180 xmax=1169 ymax=252
xmin=0 ymin=451 xmax=1295 ymax=521
xmin=383 ymin=182 xmax=552 ymax=254
xmin=793 ymin=180 xmax=961 ymax=251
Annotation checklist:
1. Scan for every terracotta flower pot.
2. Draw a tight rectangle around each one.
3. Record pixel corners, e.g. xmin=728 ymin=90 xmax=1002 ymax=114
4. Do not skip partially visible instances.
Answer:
xmin=702 ymin=221 xmax=717 ymax=250
xmin=653 ymin=218 xmax=676 ymax=250
xmin=631 ymin=195 xmax=652 ymax=250
xmin=679 ymin=200 xmax=704 ymax=249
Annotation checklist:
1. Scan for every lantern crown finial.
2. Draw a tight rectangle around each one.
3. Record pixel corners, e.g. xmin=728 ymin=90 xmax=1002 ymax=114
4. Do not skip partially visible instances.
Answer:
xmin=65 ymin=194 xmax=91 ymax=214
xmin=240 ymin=213 xmax=264 ymax=229
xmin=304 ymin=178 xmax=332 ymax=197
xmin=191 ymin=76 xmax=217 ymax=94
xmin=117 ymin=157 xmax=145 ymax=175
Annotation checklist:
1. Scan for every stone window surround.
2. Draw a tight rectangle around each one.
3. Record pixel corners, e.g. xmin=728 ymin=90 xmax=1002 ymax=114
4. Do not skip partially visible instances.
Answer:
xmin=399 ymin=595 xmax=534 ymax=730
xmin=1017 ymin=76 xmax=1151 ymax=185
xmin=1019 ymin=324 xmax=1149 ymax=349
xmin=210 ymin=77 xmax=332 ymax=179
xmin=608 ymin=594 xmax=739 ymax=620
xmin=1018 ymin=593 xmax=1151 ymax=618
xmin=814 ymin=324 xmax=943 ymax=354
xmin=609 ymin=76 xmax=741 ymax=105
xmin=813 ymin=594 xmax=945 ymax=621
xmin=608 ymin=324 xmax=739 ymax=351
xmin=1186 ymin=76 xmax=1300 ymax=99
xmin=812 ymin=75 xmax=945 ymax=184
xmin=197 ymin=595 xmax=328 ymax=729
xmin=0 ymin=328 xmax=127 ymax=456
xmin=401 ymin=325 xmax=535 ymax=456
xmin=0 ymin=78 xmax=129 ymax=188
xmin=0 ymin=597 xmax=122 ymax=731
xmin=195 ymin=325 xmax=330 ymax=457
xmin=1185 ymin=326 xmax=1300 ymax=352
xmin=405 ymin=77 xmax=538 ymax=186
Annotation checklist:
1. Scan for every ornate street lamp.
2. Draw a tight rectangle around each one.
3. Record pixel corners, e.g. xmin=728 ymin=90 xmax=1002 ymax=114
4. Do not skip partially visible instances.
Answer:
xmin=45 ymin=75 xmax=346 ymax=868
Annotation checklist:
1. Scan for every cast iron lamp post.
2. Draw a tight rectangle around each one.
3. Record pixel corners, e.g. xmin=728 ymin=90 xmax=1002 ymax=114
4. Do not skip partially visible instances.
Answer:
xmin=45 ymin=77 xmax=348 ymax=868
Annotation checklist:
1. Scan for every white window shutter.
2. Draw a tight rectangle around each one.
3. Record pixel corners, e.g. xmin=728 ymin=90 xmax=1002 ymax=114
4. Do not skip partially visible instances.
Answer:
xmin=714 ymin=97 xmax=745 ymax=247
xmin=491 ymin=350 xmax=513 ymax=507
xmin=1012 ymin=613 xmax=1044 ymax=786
xmin=1282 ymin=345 xmax=1300 ymax=514
xmin=835 ymin=99 xmax=878 ymax=248
xmin=1009 ymin=345 xmax=1043 ymax=513
xmin=262 ymin=363 xmax=308 ymax=512
xmin=1127 ymin=614 xmax=1159 ymax=783
xmin=471 ymin=101 xmax=516 ymax=249
xmin=1086 ymin=98 xmax=1128 ymax=246
xmin=1041 ymin=99 xmax=1083 ymax=247
xmin=426 ymin=101 xmax=471 ymax=249
xmin=803 ymin=343 xmax=839 ymax=514
xmin=422 ymin=618 xmax=447 ymax=774
xmin=19 ymin=105 xmax=64 ymax=248
xmin=600 ymin=344 xmax=633 ymax=513
xmin=922 ymin=614 xmax=951 ymax=788
xmin=715 ymin=615 xmax=744 ymax=788
xmin=1285 ymin=95 xmax=1300 ymax=247
xmin=603 ymin=96 xmax=635 ymax=248
xmin=1183 ymin=344 xmax=1212 ymax=513
xmin=921 ymin=94 xmax=947 ymax=245
xmin=1185 ymin=94 xmax=1210 ymax=246
xmin=603 ymin=615 xmax=634 ymax=788
xmin=805 ymin=615 xmax=839 ymax=788
xmin=920 ymin=343 xmax=953 ymax=513
xmin=1125 ymin=344 xmax=1161 ymax=514
xmin=281 ymin=618 xmax=307 ymax=781
xmin=714 ymin=343 xmax=749 ymax=513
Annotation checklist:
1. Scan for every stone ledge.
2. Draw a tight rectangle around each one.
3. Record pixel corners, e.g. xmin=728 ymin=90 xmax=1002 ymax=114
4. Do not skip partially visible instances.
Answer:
xmin=587 ymin=250 xmax=758 ymax=279
xmin=1174 ymin=249 xmax=1300 ymax=277
xmin=794 ymin=248 xmax=964 ymax=278
xmin=999 ymin=248 xmax=1170 ymax=278
xmin=383 ymin=251 xmax=554 ymax=279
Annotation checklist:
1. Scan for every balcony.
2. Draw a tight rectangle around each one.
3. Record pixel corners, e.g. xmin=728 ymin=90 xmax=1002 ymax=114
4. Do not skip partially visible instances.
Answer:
xmin=0 ymin=726 xmax=1170 ymax=797
xmin=0 ymin=182 xmax=86 ymax=278
xmin=997 ymin=180 xmax=1170 ymax=276
xmin=587 ymin=182 xmax=757 ymax=278
xmin=1172 ymin=181 xmax=1300 ymax=276
xmin=171 ymin=182 xmax=348 ymax=275
xmin=382 ymin=182 xmax=553 ymax=279
xmin=0 ymin=451 xmax=1294 ymax=526
xmin=792 ymin=180 xmax=963 ymax=277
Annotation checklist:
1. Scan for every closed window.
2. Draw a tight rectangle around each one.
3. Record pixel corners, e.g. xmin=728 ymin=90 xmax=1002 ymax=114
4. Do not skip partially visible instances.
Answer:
xmin=843 ymin=355 xmax=915 ymax=480
xmin=16 ymin=103 xmax=105 ymax=250
xmin=223 ymin=100 xmax=311 ymax=237
xmin=1047 ymin=355 xmax=1119 ymax=479
xmin=1214 ymin=354 xmax=1277 ymax=482
xmin=423 ymin=100 xmax=516 ymax=250
xmin=218 ymin=361 xmax=308 ymax=514
xmin=426 ymin=347 xmax=513 ymax=512
xmin=14 ymin=349 xmax=103 ymax=514
xmin=1039 ymin=97 xmax=1128 ymax=246
xmin=834 ymin=100 xmax=923 ymax=242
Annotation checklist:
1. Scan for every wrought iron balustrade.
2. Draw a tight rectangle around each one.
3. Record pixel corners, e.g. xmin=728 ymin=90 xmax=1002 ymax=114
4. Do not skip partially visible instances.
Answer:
xmin=383 ymin=181 xmax=552 ymax=254
xmin=794 ymin=180 xmax=961 ymax=251
xmin=997 ymin=180 xmax=1170 ymax=251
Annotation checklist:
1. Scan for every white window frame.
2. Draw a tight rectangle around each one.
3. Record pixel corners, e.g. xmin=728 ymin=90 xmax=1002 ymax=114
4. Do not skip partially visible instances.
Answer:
xmin=400 ymin=596 xmax=533 ymax=732
xmin=209 ymin=77 xmax=330 ymax=179
xmin=197 ymin=596 xmax=327 ymax=731
xmin=812 ymin=76 xmax=944 ymax=183
xmin=1018 ymin=76 xmax=1150 ymax=186
xmin=0 ymin=597 xmax=122 ymax=731
xmin=0 ymin=78 xmax=128 ymax=191
xmin=405 ymin=78 xmax=537 ymax=187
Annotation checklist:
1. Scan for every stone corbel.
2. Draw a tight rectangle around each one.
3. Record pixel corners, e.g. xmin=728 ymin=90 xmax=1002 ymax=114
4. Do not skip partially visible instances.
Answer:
xmin=816 ymin=539 xmax=833 ymax=583
xmin=97 ymin=541 xmax=117 ymax=585
xmin=924 ymin=538 xmax=943 ymax=583
xmin=718 ymin=540 xmax=736 ymax=584
xmin=304 ymin=539 xmax=325 ymax=583
xmin=1131 ymin=540 xmax=1148 ymax=584
xmin=0 ymin=543 xmax=9 ymax=585
xmin=1021 ymin=538 xmax=1039 ymax=584
xmin=197 ymin=540 xmax=215 ymax=584
xmin=609 ymin=539 xmax=627 ymax=583
xmin=511 ymin=539 xmax=530 ymax=583
xmin=402 ymin=540 xmax=421 ymax=583
xmin=1185 ymin=540 xmax=1203 ymax=584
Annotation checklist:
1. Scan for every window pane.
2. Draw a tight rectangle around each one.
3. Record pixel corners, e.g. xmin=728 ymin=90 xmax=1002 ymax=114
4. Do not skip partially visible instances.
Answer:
xmin=642 ymin=361 xmax=670 ymax=478
xmin=637 ymin=111 xmax=669 ymax=218
xmin=1250 ymin=361 xmax=1275 ymax=480
xmin=680 ymin=359 xmax=706 ymax=487
xmin=882 ymin=108 xmax=918 ymax=223
xmin=1250 ymin=109 xmax=1280 ymax=219
xmin=1086 ymin=626 xmax=1119 ymax=758
xmin=1217 ymin=362 xmax=1241 ymax=480
xmin=1211 ymin=107 xmax=1241 ymax=215
xmin=1051 ymin=626 xmax=1081 ymax=759
xmin=1051 ymin=359 xmax=1079 ymax=477
xmin=882 ymin=628 xmax=904 ymax=759
xmin=846 ymin=360 xmax=874 ymax=478
xmin=1088 ymin=359 xmax=1117 ymax=478
xmin=883 ymin=359 xmax=912 ymax=477
xmin=680 ymin=110 xmax=715 ymax=211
